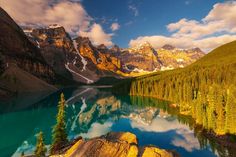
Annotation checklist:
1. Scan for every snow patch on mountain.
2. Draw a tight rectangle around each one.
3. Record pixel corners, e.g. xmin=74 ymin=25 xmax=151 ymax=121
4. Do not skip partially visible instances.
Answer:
xmin=161 ymin=66 xmax=174 ymax=71
xmin=65 ymin=62 xmax=93 ymax=84
xmin=36 ymin=40 xmax=40 ymax=48
xmin=48 ymin=24 xmax=62 ymax=29
xmin=73 ymin=40 xmax=87 ymax=71
xmin=132 ymin=68 xmax=149 ymax=73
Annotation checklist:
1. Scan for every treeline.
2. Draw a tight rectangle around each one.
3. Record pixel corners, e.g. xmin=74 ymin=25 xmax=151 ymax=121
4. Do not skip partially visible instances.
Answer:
xmin=114 ymin=41 xmax=236 ymax=135
xmin=129 ymin=96 xmax=236 ymax=157
xmin=129 ymin=64 xmax=236 ymax=135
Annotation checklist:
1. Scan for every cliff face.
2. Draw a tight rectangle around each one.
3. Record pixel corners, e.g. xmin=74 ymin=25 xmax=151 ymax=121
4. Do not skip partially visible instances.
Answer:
xmin=26 ymin=27 xmax=123 ymax=84
xmin=75 ymin=37 xmax=122 ymax=74
xmin=22 ymin=24 xmax=205 ymax=84
xmin=122 ymin=42 xmax=161 ymax=72
xmin=27 ymin=26 xmax=76 ymax=80
xmin=0 ymin=63 xmax=57 ymax=92
xmin=124 ymin=43 xmax=205 ymax=72
xmin=62 ymin=132 xmax=177 ymax=157
xmin=0 ymin=7 xmax=56 ymax=85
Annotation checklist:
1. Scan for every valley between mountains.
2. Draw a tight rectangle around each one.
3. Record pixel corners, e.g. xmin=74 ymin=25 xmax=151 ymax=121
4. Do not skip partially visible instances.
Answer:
xmin=0 ymin=6 xmax=204 ymax=95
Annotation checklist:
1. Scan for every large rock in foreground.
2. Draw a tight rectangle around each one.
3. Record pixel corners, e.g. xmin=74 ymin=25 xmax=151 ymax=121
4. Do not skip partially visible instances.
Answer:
xmin=59 ymin=132 xmax=177 ymax=157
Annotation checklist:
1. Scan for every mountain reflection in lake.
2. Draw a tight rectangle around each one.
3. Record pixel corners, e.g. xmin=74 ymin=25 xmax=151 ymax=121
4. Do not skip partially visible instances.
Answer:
xmin=0 ymin=87 xmax=234 ymax=157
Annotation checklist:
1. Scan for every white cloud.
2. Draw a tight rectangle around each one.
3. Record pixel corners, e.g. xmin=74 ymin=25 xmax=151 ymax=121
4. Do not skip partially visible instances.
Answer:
xmin=0 ymin=0 xmax=114 ymax=45
xmin=79 ymin=23 xmax=114 ymax=46
xmin=0 ymin=0 xmax=90 ymax=34
xmin=204 ymin=1 xmax=236 ymax=33
xmin=129 ymin=34 xmax=236 ymax=52
xmin=111 ymin=22 xmax=120 ymax=31
xmin=167 ymin=1 xmax=236 ymax=39
xmin=128 ymin=5 xmax=139 ymax=17
xmin=129 ymin=1 xmax=236 ymax=52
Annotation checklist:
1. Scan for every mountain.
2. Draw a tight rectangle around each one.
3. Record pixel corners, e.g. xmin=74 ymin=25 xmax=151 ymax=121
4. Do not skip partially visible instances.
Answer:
xmin=122 ymin=42 xmax=204 ymax=72
xmin=26 ymin=25 xmax=77 ymax=80
xmin=23 ymin=25 xmax=204 ymax=84
xmin=0 ymin=7 xmax=205 ymax=90
xmin=0 ymin=63 xmax=57 ymax=92
xmin=158 ymin=44 xmax=205 ymax=70
xmin=74 ymin=36 xmax=124 ymax=82
xmin=114 ymin=40 xmax=236 ymax=135
xmin=26 ymin=26 xmax=125 ymax=83
xmin=0 ymin=7 xmax=57 ymax=94
xmin=162 ymin=44 xmax=175 ymax=50
xmin=121 ymin=42 xmax=161 ymax=72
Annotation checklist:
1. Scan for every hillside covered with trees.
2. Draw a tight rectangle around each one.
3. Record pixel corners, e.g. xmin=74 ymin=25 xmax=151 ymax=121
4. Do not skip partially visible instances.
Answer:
xmin=114 ymin=40 xmax=236 ymax=135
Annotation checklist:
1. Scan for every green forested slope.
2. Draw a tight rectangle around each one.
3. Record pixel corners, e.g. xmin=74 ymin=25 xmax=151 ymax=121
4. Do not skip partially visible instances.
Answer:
xmin=115 ymin=40 xmax=236 ymax=135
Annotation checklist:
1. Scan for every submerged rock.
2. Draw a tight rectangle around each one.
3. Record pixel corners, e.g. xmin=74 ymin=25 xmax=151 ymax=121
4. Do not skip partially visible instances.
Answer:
xmin=53 ymin=132 xmax=178 ymax=157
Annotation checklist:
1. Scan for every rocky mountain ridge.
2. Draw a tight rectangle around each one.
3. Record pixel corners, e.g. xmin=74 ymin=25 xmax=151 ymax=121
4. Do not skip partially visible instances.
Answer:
xmin=24 ymin=25 xmax=204 ymax=84
xmin=0 ymin=6 xmax=205 ymax=90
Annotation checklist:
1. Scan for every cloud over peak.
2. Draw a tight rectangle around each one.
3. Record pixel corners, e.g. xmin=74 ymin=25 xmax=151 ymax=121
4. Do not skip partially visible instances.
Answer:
xmin=79 ymin=23 xmax=113 ymax=46
xmin=0 ymin=0 xmax=90 ymax=33
xmin=130 ymin=1 xmax=236 ymax=52
xmin=0 ymin=0 xmax=113 ymax=46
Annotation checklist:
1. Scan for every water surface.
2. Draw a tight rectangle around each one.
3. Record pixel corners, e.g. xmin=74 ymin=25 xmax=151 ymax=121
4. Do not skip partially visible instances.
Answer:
xmin=0 ymin=87 xmax=229 ymax=157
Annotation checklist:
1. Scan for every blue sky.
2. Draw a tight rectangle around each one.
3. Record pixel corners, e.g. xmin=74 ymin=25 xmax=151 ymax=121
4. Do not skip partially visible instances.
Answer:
xmin=1 ymin=0 xmax=236 ymax=51
xmin=82 ymin=0 xmax=225 ymax=47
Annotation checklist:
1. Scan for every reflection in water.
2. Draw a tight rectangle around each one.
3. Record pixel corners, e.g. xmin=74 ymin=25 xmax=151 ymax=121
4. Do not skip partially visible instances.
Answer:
xmin=79 ymin=121 xmax=113 ymax=139
xmin=172 ymin=128 xmax=200 ymax=152
xmin=0 ymin=87 xmax=235 ymax=157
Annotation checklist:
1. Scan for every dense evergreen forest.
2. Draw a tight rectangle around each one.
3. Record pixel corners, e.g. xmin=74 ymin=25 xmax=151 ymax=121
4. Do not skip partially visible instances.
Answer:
xmin=130 ymin=96 xmax=236 ymax=157
xmin=114 ymin=40 xmax=236 ymax=135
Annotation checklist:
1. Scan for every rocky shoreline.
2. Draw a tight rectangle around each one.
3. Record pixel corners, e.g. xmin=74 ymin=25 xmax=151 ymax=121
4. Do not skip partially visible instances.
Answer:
xmin=49 ymin=132 xmax=179 ymax=157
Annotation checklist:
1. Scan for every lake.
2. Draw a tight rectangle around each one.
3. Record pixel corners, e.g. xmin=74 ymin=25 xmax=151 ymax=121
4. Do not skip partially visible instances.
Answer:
xmin=0 ymin=87 xmax=230 ymax=157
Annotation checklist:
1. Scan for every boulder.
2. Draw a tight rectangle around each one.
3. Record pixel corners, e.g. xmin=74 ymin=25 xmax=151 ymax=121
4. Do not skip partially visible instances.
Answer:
xmin=60 ymin=132 xmax=177 ymax=157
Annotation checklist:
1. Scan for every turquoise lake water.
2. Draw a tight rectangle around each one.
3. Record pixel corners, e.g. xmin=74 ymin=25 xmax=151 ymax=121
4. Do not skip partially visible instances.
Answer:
xmin=0 ymin=87 xmax=226 ymax=157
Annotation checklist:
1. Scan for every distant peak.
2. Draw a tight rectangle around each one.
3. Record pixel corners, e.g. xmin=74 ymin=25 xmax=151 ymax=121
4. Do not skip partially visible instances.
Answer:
xmin=75 ymin=36 xmax=93 ymax=47
xmin=97 ymin=44 xmax=108 ymax=50
xmin=132 ymin=41 xmax=153 ymax=50
xmin=110 ymin=45 xmax=120 ymax=52
xmin=162 ymin=44 xmax=175 ymax=50
xmin=140 ymin=41 xmax=152 ymax=47
xmin=112 ymin=44 xmax=119 ymax=48
xmin=48 ymin=24 xmax=63 ymax=29
xmin=191 ymin=47 xmax=203 ymax=53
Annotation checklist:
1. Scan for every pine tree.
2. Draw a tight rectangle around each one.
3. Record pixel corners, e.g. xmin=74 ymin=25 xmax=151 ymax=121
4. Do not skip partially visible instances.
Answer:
xmin=225 ymin=86 xmax=236 ymax=134
xmin=50 ymin=93 xmax=68 ymax=154
xmin=206 ymin=86 xmax=216 ymax=131
xmin=35 ymin=131 xmax=47 ymax=157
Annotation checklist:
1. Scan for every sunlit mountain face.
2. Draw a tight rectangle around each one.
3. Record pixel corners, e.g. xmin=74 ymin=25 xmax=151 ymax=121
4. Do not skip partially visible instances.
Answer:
xmin=0 ymin=87 xmax=234 ymax=157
